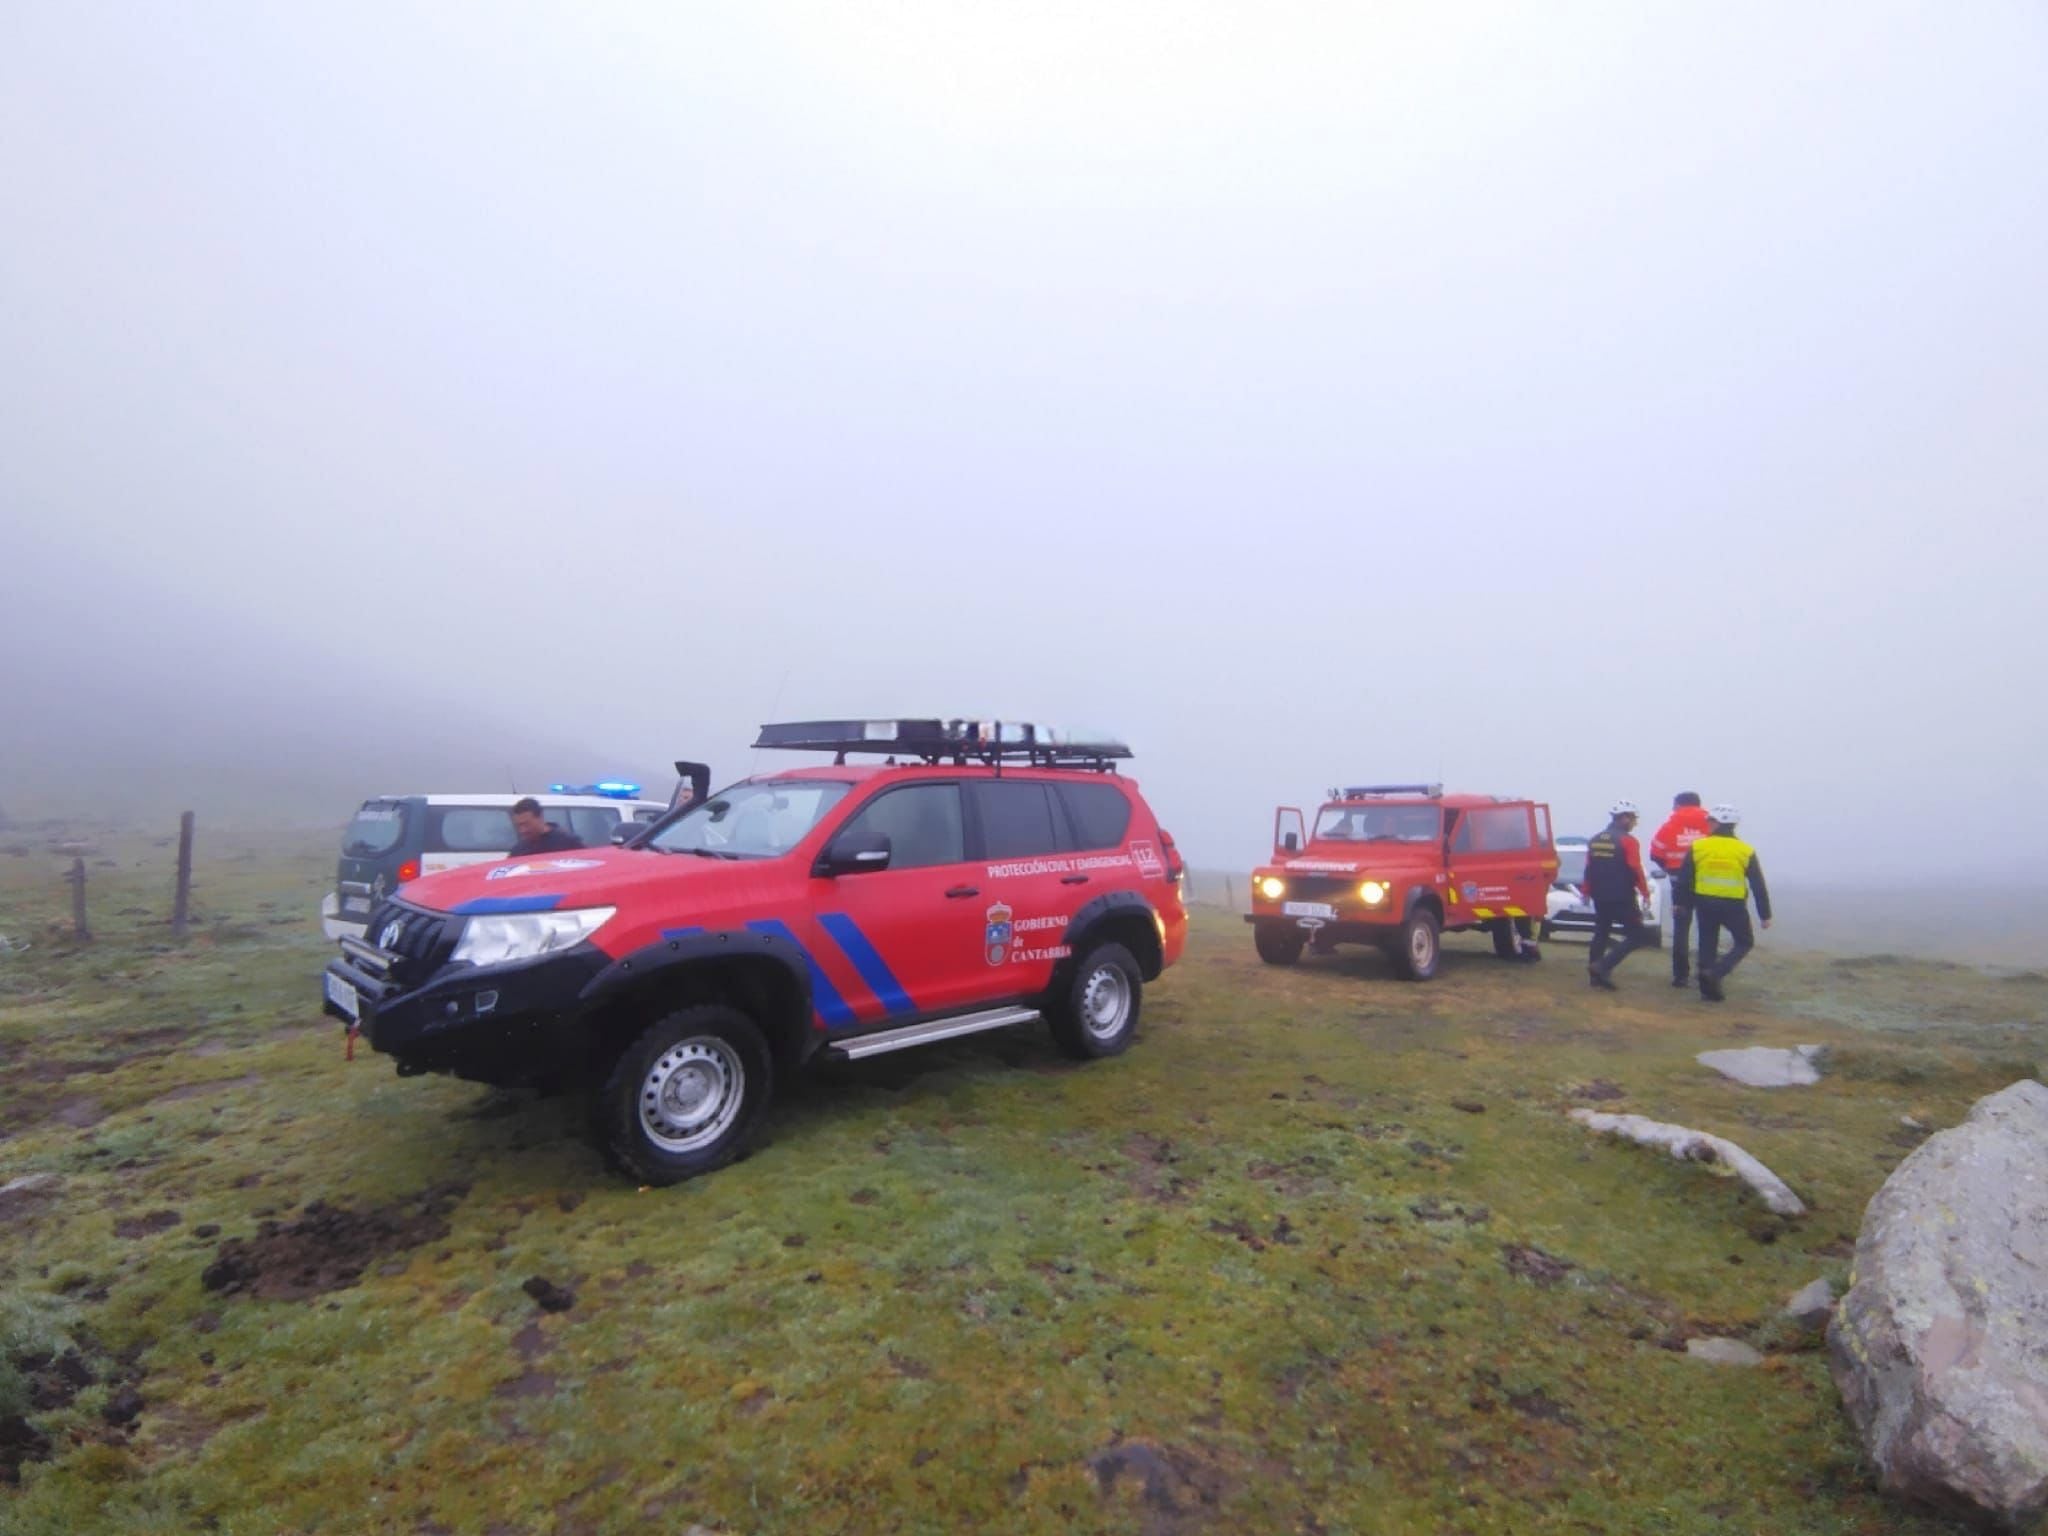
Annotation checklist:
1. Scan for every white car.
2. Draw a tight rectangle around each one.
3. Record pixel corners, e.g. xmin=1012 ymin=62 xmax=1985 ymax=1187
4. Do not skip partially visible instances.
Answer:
xmin=319 ymin=791 xmax=668 ymax=942
xmin=1540 ymin=835 xmax=1666 ymax=947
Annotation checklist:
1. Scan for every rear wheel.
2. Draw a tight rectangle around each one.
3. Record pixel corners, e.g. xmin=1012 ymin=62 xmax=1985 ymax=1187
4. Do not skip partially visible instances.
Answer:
xmin=1254 ymin=923 xmax=1305 ymax=966
xmin=1048 ymin=942 xmax=1142 ymax=1060
xmin=1391 ymin=908 xmax=1441 ymax=981
xmin=595 ymin=1003 xmax=773 ymax=1186
xmin=1491 ymin=921 xmax=1518 ymax=959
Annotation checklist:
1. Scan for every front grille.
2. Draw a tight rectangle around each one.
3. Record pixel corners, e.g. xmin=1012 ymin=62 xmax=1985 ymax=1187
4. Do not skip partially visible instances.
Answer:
xmin=364 ymin=900 xmax=458 ymax=984
xmin=1284 ymin=875 xmax=1368 ymax=903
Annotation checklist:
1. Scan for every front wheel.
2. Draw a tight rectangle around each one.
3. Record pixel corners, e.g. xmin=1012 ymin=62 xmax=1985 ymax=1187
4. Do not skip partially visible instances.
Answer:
xmin=1391 ymin=908 xmax=1441 ymax=981
xmin=1254 ymin=923 xmax=1305 ymax=966
xmin=1048 ymin=942 xmax=1142 ymax=1060
xmin=595 ymin=1004 xmax=773 ymax=1186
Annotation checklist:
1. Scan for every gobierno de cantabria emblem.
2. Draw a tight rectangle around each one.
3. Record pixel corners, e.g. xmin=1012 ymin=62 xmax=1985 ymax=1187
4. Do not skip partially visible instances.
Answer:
xmin=984 ymin=901 xmax=1013 ymax=966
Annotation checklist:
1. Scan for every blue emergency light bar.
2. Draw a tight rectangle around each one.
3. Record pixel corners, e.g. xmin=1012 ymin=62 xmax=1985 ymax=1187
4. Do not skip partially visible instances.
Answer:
xmin=547 ymin=781 xmax=644 ymax=800
xmin=1329 ymin=783 xmax=1443 ymax=800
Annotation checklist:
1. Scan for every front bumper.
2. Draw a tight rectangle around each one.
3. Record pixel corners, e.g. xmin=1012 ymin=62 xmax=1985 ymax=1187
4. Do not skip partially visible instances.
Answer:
xmin=1245 ymin=912 xmax=1401 ymax=944
xmin=321 ymin=932 xmax=609 ymax=1085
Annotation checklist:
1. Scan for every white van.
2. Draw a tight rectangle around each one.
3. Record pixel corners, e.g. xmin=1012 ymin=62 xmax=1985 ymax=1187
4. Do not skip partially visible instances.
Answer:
xmin=320 ymin=792 xmax=667 ymax=942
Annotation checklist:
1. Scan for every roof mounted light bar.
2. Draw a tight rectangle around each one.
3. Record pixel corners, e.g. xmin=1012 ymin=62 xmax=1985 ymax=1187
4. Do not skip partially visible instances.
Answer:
xmin=754 ymin=719 xmax=1132 ymax=771
xmin=1329 ymin=782 xmax=1443 ymax=800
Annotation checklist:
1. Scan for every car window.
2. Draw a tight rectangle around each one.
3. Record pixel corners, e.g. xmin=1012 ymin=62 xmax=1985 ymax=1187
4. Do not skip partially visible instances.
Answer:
xmin=429 ymin=808 xmax=520 ymax=853
xmin=973 ymin=781 xmax=1062 ymax=859
xmin=1471 ymin=806 xmax=1533 ymax=852
xmin=1314 ymin=805 xmax=1440 ymax=842
xmin=1556 ymin=847 xmax=1587 ymax=884
xmin=1534 ymin=806 xmax=1551 ymax=846
xmin=647 ymin=779 xmax=851 ymax=859
xmin=560 ymin=807 xmax=620 ymax=845
xmin=1057 ymin=781 xmax=1132 ymax=850
xmin=1449 ymin=812 xmax=1473 ymax=853
xmin=342 ymin=801 xmax=409 ymax=856
xmin=834 ymin=784 xmax=965 ymax=870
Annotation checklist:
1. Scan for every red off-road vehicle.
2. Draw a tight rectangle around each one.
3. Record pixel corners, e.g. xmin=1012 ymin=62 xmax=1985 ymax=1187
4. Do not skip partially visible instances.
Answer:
xmin=322 ymin=720 xmax=1187 ymax=1184
xmin=1245 ymin=784 xmax=1557 ymax=980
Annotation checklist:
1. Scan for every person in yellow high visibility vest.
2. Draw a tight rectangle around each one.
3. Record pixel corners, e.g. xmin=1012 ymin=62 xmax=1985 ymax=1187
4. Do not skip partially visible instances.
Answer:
xmin=1675 ymin=804 xmax=1772 ymax=1002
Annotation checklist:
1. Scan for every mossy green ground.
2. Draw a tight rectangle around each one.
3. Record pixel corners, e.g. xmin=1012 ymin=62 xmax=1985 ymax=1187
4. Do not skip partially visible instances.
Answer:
xmin=2 ymin=831 xmax=2043 ymax=1534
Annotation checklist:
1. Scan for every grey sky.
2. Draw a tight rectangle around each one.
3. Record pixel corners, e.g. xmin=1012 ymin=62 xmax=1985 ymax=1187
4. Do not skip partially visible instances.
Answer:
xmin=4 ymin=3 xmax=2045 ymax=879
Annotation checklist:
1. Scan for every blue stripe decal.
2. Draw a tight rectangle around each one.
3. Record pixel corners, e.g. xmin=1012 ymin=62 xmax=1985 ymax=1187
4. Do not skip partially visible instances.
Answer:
xmin=452 ymin=894 xmax=566 ymax=915
xmin=662 ymin=926 xmax=706 ymax=940
xmin=817 ymin=913 xmax=915 ymax=1017
xmin=744 ymin=919 xmax=856 ymax=1027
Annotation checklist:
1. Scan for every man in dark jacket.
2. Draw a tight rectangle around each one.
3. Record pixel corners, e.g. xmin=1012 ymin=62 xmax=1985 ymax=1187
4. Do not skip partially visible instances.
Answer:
xmin=1677 ymin=804 xmax=1772 ymax=1002
xmin=1649 ymin=792 xmax=1714 ymax=988
xmin=507 ymin=798 xmax=583 ymax=856
xmin=1582 ymin=799 xmax=1651 ymax=990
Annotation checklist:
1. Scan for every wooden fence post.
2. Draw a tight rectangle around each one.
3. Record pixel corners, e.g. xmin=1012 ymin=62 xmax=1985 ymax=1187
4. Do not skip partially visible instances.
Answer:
xmin=68 ymin=857 xmax=91 ymax=942
xmin=172 ymin=811 xmax=195 ymax=938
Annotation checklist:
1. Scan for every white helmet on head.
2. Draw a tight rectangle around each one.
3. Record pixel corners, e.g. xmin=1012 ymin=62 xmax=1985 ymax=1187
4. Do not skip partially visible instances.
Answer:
xmin=1610 ymin=798 xmax=1639 ymax=817
xmin=1710 ymin=803 xmax=1740 ymax=825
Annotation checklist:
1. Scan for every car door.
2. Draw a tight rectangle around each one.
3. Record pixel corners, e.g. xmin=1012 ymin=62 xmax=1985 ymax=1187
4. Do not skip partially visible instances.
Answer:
xmin=968 ymin=777 xmax=1088 ymax=1000
xmin=1451 ymin=804 xmax=1537 ymax=924
xmin=808 ymin=781 xmax=984 ymax=1027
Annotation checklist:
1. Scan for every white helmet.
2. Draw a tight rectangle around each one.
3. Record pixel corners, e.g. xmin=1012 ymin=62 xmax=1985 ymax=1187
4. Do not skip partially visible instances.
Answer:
xmin=1610 ymin=799 xmax=1639 ymax=817
xmin=1710 ymin=803 xmax=1740 ymax=825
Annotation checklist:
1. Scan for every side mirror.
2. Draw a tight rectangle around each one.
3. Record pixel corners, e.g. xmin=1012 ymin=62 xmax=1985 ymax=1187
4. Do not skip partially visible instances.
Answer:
xmin=816 ymin=832 xmax=891 ymax=878
xmin=1281 ymin=832 xmax=1300 ymax=854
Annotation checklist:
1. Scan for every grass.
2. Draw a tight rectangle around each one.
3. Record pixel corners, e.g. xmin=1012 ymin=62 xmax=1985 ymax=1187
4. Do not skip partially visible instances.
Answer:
xmin=1 ymin=828 xmax=2043 ymax=1534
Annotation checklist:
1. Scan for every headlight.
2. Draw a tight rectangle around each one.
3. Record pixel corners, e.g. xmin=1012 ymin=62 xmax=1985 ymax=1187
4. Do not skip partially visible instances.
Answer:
xmin=1360 ymin=880 xmax=1388 ymax=904
xmin=1257 ymin=876 xmax=1286 ymax=901
xmin=451 ymin=907 xmax=616 ymax=967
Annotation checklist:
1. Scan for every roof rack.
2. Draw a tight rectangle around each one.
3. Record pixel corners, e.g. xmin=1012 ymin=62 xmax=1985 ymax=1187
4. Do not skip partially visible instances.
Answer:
xmin=1329 ymin=783 xmax=1443 ymax=800
xmin=754 ymin=719 xmax=1132 ymax=771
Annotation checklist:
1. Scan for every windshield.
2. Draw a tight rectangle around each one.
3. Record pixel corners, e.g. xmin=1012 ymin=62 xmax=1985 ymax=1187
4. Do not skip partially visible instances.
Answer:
xmin=646 ymin=779 xmax=851 ymax=860
xmin=1555 ymin=846 xmax=1587 ymax=885
xmin=1313 ymin=805 xmax=1441 ymax=843
xmin=342 ymin=801 xmax=408 ymax=857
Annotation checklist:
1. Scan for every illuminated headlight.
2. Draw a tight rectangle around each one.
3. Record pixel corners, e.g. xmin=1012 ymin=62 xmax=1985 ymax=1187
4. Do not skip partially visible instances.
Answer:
xmin=1257 ymin=876 xmax=1286 ymax=901
xmin=451 ymin=907 xmax=615 ymax=967
xmin=1359 ymin=880 xmax=1388 ymax=905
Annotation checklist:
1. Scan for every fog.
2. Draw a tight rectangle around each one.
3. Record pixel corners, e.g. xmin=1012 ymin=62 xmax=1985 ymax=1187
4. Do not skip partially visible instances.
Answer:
xmin=4 ymin=3 xmax=2045 ymax=881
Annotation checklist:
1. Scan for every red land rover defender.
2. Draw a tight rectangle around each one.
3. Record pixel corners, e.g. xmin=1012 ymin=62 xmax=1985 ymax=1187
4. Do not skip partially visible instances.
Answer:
xmin=1245 ymin=784 xmax=1557 ymax=980
xmin=322 ymin=720 xmax=1187 ymax=1184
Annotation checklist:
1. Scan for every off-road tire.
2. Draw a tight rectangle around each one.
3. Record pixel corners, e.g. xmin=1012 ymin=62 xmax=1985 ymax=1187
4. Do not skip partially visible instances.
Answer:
xmin=1491 ymin=921 xmax=1518 ymax=959
xmin=595 ymin=1003 xmax=773 ymax=1186
xmin=1254 ymin=923 xmax=1305 ymax=966
xmin=1048 ymin=942 xmax=1142 ymax=1060
xmin=1391 ymin=908 xmax=1441 ymax=981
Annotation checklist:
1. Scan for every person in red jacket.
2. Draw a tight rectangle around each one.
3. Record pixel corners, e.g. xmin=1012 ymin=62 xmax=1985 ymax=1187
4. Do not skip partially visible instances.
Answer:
xmin=1582 ymin=799 xmax=1651 ymax=989
xmin=1649 ymin=792 xmax=1713 ymax=989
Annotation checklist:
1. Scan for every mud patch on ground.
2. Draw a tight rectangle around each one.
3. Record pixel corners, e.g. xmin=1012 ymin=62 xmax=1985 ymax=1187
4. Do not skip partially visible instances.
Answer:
xmin=1086 ymin=1439 xmax=1234 ymax=1534
xmin=1116 ymin=1133 xmax=1196 ymax=1204
xmin=201 ymin=1183 xmax=469 ymax=1301
xmin=1567 ymin=1078 xmax=1626 ymax=1102
xmin=1502 ymin=1243 xmax=1575 ymax=1287
xmin=113 ymin=1209 xmax=183 ymax=1239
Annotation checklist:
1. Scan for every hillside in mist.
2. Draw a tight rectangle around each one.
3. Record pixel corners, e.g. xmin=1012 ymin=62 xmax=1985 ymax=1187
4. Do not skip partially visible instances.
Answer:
xmin=0 ymin=569 xmax=659 ymax=828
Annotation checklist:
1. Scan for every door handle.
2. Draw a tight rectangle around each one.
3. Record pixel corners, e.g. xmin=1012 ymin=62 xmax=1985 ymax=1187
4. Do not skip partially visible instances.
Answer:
xmin=1060 ymin=874 xmax=1090 ymax=885
xmin=945 ymin=885 xmax=979 ymax=899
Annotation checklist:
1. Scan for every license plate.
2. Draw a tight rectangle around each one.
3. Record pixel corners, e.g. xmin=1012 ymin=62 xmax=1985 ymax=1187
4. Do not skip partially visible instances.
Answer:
xmin=340 ymin=896 xmax=370 ymax=916
xmin=325 ymin=972 xmax=360 ymax=1021
xmin=1283 ymin=901 xmax=1337 ymax=920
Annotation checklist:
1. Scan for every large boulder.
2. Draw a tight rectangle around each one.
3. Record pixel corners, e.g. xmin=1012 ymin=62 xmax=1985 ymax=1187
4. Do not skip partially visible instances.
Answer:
xmin=1829 ymin=1080 xmax=2048 ymax=1528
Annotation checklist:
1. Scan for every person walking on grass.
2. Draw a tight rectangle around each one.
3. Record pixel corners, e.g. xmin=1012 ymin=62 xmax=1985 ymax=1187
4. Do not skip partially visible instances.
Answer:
xmin=1649 ymin=791 xmax=1714 ymax=989
xmin=1677 ymin=804 xmax=1772 ymax=1002
xmin=1583 ymin=799 xmax=1651 ymax=990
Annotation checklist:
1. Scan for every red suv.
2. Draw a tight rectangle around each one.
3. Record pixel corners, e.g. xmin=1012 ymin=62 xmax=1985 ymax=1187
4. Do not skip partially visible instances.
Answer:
xmin=322 ymin=720 xmax=1187 ymax=1184
xmin=1246 ymin=784 xmax=1557 ymax=980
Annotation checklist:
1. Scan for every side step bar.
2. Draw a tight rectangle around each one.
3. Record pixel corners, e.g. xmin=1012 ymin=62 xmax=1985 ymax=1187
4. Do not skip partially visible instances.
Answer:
xmin=826 ymin=1005 xmax=1042 ymax=1061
